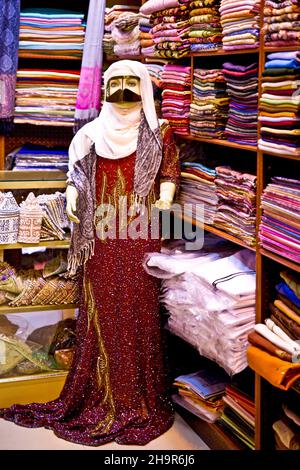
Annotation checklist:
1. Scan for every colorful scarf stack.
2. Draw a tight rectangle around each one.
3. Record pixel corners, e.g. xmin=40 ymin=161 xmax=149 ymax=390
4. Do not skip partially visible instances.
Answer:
xmin=161 ymin=64 xmax=191 ymax=135
xmin=264 ymin=0 xmax=300 ymax=47
xmin=36 ymin=192 xmax=69 ymax=241
xmin=258 ymin=52 xmax=300 ymax=157
xmin=145 ymin=63 xmax=165 ymax=88
xmin=259 ymin=176 xmax=300 ymax=263
xmin=0 ymin=0 xmax=20 ymax=134
xmin=223 ymin=62 xmax=258 ymax=146
xmin=220 ymin=0 xmax=260 ymax=51
xmin=139 ymin=14 xmax=154 ymax=56
xmin=189 ymin=0 xmax=223 ymax=53
xmin=214 ymin=166 xmax=257 ymax=246
xmin=19 ymin=8 xmax=85 ymax=60
xmin=179 ymin=161 xmax=218 ymax=224
xmin=14 ymin=69 xmax=80 ymax=127
xmin=141 ymin=0 xmax=191 ymax=59
xmin=190 ymin=68 xmax=229 ymax=138
xmin=8 ymin=144 xmax=69 ymax=172
xmin=248 ymin=269 xmax=300 ymax=390
xmin=111 ymin=12 xmax=140 ymax=57
xmin=103 ymin=4 xmax=140 ymax=58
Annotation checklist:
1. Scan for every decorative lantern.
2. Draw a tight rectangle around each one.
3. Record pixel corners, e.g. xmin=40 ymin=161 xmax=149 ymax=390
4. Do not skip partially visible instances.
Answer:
xmin=18 ymin=192 xmax=44 ymax=244
xmin=0 ymin=192 xmax=20 ymax=244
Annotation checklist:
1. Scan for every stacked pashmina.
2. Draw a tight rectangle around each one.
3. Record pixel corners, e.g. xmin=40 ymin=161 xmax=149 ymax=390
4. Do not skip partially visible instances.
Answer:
xmin=190 ymin=68 xmax=229 ymax=138
xmin=111 ymin=11 xmax=141 ymax=57
xmin=161 ymin=64 xmax=191 ymax=135
xmin=145 ymin=63 xmax=165 ymax=88
xmin=220 ymin=0 xmax=260 ymax=51
xmin=145 ymin=242 xmax=256 ymax=375
xmin=178 ymin=161 xmax=218 ymax=224
xmin=247 ymin=270 xmax=300 ymax=390
xmin=14 ymin=69 xmax=80 ymax=127
xmin=223 ymin=62 xmax=258 ymax=146
xmin=103 ymin=4 xmax=139 ymax=57
xmin=214 ymin=166 xmax=257 ymax=246
xmin=259 ymin=176 xmax=300 ymax=263
xmin=220 ymin=383 xmax=255 ymax=449
xmin=36 ymin=192 xmax=69 ymax=241
xmin=264 ymin=0 xmax=300 ymax=47
xmin=141 ymin=0 xmax=191 ymax=59
xmin=258 ymin=52 xmax=300 ymax=157
xmin=139 ymin=14 xmax=155 ymax=56
xmin=189 ymin=0 xmax=223 ymax=52
xmin=9 ymin=144 xmax=69 ymax=172
xmin=19 ymin=9 xmax=85 ymax=60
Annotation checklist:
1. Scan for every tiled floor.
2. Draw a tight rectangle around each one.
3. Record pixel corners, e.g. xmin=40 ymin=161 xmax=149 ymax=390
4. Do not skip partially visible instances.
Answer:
xmin=0 ymin=413 xmax=209 ymax=450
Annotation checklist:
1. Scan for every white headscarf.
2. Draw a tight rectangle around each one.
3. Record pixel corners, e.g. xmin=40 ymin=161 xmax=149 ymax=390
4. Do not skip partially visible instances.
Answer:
xmin=75 ymin=60 xmax=159 ymax=160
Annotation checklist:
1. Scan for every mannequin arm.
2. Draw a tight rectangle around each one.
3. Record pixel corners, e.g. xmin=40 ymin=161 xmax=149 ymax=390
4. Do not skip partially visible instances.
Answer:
xmin=155 ymin=181 xmax=176 ymax=210
xmin=66 ymin=185 xmax=80 ymax=224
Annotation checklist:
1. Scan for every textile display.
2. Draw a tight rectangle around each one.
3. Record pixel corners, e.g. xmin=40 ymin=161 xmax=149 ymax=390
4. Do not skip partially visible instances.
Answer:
xmin=0 ymin=0 xmax=20 ymax=134
xmin=0 ymin=191 xmax=19 ymax=244
xmin=103 ymin=4 xmax=140 ymax=58
xmin=161 ymin=64 xmax=191 ymax=135
xmin=258 ymin=51 xmax=300 ymax=157
xmin=19 ymin=8 xmax=85 ymax=60
xmin=36 ymin=192 xmax=69 ymax=241
xmin=214 ymin=166 xmax=257 ymax=246
xmin=273 ymin=402 xmax=300 ymax=450
xmin=189 ymin=0 xmax=223 ymax=53
xmin=18 ymin=192 xmax=44 ymax=244
xmin=222 ymin=62 xmax=258 ymax=146
xmin=220 ymin=0 xmax=260 ymax=51
xmin=111 ymin=11 xmax=140 ymax=57
xmin=14 ymin=69 xmax=80 ymax=126
xmin=259 ymin=176 xmax=300 ymax=263
xmin=74 ymin=0 xmax=105 ymax=131
xmin=190 ymin=68 xmax=229 ymax=139
xmin=178 ymin=161 xmax=218 ymax=224
xmin=264 ymin=0 xmax=300 ymax=47
xmin=172 ymin=368 xmax=229 ymax=423
xmin=145 ymin=241 xmax=256 ymax=375
xmin=139 ymin=14 xmax=154 ymax=56
xmin=7 ymin=144 xmax=69 ymax=172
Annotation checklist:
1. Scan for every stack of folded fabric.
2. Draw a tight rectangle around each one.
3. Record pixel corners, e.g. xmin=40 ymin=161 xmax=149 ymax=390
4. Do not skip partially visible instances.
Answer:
xmin=258 ymin=52 xmax=300 ymax=157
xmin=190 ymin=68 xmax=229 ymax=139
xmin=273 ymin=402 xmax=300 ymax=450
xmin=111 ymin=11 xmax=140 ymax=57
xmin=14 ymin=69 xmax=80 ymax=126
xmin=220 ymin=0 xmax=260 ymax=51
xmin=214 ymin=166 xmax=257 ymax=246
xmin=248 ymin=268 xmax=300 ymax=390
xmin=179 ymin=161 xmax=218 ymax=224
xmin=145 ymin=243 xmax=256 ymax=375
xmin=223 ymin=62 xmax=258 ymax=146
xmin=141 ymin=0 xmax=191 ymax=59
xmin=145 ymin=63 xmax=165 ymax=88
xmin=264 ymin=0 xmax=300 ymax=48
xmin=139 ymin=14 xmax=154 ymax=56
xmin=104 ymin=4 xmax=140 ymax=58
xmin=219 ymin=383 xmax=255 ymax=449
xmin=8 ymin=144 xmax=69 ymax=172
xmin=259 ymin=176 xmax=300 ymax=263
xmin=172 ymin=368 xmax=229 ymax=423
xmin=189 ymin=0 xmax=223 ymax=53
xmin=0 ymin=259 xmax=78 ymax=308
xmin=37 ymin=192 xmax=69 ymax=241
xmin=161 ymin=64 xmax=191 ymax=135
xmin=19 ymin=8 xmax=85 ymax=60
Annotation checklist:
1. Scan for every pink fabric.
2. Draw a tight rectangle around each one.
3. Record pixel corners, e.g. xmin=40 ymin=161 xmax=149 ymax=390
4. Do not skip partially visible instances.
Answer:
xmin=75 ymin=66 xmax=101 ymax=110
xmin=141 ymin=0 xmax=180 ymax=15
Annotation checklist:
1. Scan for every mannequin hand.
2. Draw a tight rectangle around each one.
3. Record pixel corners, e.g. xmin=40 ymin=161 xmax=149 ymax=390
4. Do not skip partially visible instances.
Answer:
xmin=66 ymin=185 xmax=80 ymax=224
xmin=155 ymin=182 xmax=176 ymax=210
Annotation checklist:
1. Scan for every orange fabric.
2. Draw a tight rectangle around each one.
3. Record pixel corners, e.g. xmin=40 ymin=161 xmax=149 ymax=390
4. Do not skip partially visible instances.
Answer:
xmin=275 ymin=299 xmax=300 ymax=326
xmin=247 ymin=346 xmax=300 ymax=390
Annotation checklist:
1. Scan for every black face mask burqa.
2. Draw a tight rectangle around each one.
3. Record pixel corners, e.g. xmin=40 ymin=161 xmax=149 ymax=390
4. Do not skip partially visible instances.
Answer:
xmin=105 ymin=75 xmax=142 ymax=103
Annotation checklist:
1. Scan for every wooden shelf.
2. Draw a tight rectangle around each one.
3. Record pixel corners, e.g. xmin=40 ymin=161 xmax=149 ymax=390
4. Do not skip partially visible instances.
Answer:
xmin=260 ymin=150 xmax=300 ymax=161
xmin=192 ymin=48 xmax=259 ymax=57
xmin=260 ymin=248 xmax=300 ymax=273
xmin=0 ymin=370 xmax=68 ymax=385
xmin=178 ymin=212 xmax=256 ymax=251
xmin=176 ymin=406 xmax=242 ymax=450
xmin=264 ymin=46 xmax=300 ymax=53
xmin=0 ymin=170 xmax=67 ymax=189
xmin=180 ymin=135 xmax=257 ymax=152
xmin=0 ymin=239 xmax=70 ymax=250
xmin=0 ymin=304 xmax=77 ymax=314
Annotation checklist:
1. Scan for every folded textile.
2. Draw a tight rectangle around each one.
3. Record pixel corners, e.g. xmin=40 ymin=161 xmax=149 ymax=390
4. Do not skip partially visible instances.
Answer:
xmin=264 ymin=0 xmax=300 ymax=47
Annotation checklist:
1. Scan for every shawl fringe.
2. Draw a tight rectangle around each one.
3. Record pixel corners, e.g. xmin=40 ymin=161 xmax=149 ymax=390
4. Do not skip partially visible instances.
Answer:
xmin=68 ymin=239 xmax=95 ymax=277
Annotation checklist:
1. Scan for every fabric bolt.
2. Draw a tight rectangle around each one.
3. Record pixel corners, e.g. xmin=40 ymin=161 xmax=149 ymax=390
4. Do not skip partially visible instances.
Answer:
xmin=103 ymin=5 xmax=140 ymax=58
xmin=0 ymin=0 xmax=20 ymax=133
xmin=189 ymin=0 xmax=222 ymax=51
xmin=264 ymin=0 xmax=300 ymax=47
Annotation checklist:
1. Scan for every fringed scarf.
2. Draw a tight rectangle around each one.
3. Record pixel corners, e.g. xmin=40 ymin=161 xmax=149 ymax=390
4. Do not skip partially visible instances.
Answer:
xmin=0 ymin=0 xmax=20 ymax=134
xmin=73 ymin=0 xmax=105 ymax=132
xmin=67 ymin=111 xmax=163 ymax=276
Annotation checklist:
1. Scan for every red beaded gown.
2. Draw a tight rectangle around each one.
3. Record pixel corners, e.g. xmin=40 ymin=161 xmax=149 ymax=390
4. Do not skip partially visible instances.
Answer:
xmin=0 ymin=123 xmax=179 ymax=446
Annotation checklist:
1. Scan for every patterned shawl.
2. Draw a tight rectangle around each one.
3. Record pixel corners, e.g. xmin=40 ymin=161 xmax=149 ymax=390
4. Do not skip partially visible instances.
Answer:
xmin=0 ymin=0 xmax=20 ymax=134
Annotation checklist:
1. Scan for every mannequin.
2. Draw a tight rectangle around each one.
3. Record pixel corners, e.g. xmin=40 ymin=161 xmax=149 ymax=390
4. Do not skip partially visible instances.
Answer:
xmin=0 ymin=60 xmax=180 ymax=446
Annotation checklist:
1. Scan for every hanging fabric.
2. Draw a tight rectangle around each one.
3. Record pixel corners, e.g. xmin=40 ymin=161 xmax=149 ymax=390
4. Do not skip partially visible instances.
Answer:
xmin=74 ymin=0 xmax=105 ymax=132
xmin=0 ymin=0 xmax=20 ymax=134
